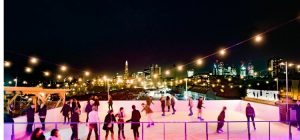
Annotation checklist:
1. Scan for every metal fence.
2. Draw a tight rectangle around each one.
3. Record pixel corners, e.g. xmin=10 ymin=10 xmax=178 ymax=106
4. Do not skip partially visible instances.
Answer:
xmin=5 ymin=120 xmax=298 ymax=140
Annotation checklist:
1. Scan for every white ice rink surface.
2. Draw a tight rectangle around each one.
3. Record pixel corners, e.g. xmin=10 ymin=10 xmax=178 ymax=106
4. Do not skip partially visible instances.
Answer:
xmin=7 ymin=100 xmax=300 ymax=140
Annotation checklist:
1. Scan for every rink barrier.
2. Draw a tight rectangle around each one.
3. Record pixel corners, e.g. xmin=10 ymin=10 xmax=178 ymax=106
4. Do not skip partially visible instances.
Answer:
xmin=5 ymin=120 xmax=296 ymax=140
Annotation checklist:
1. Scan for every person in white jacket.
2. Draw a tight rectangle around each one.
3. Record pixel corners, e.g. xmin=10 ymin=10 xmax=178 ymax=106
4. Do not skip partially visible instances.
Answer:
xmin=87 ymin=106 xmax=100 ymax=140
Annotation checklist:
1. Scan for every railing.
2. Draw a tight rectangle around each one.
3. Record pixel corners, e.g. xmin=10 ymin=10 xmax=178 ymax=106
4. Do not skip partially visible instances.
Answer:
xmin=5 ymin=120 xmax=298 ymax=140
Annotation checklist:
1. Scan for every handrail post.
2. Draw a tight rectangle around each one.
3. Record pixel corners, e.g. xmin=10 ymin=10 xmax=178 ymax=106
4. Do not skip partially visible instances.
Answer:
xmin=11 ymin=123 xmax=15 ymax=140
xmin=206 ymin=122 xmax=208 ymax=140
xmin=142 ymin=122 xmax=144 ymax=140
xmin=99 ymin=122 xmax=101 ymax=140
xmin=164 ymin=122 xmax=166 ymax=140
xmin=227 ymin=122 xmax=229 ymax=140
xmin=184 ymin=122 xmax=187 ymax=140
xmin=268 ymin=121 xmax=270 ymax=140
xmin=289 ymin=121 xmax=292 ymax=140
xmin=247 ymin=121 xmax=251 ymax=140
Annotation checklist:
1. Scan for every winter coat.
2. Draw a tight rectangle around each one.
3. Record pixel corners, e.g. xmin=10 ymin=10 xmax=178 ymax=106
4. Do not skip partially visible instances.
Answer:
xmin=188 ymin=99 xmax=193 ymax=107
xmin=103 ymin=114 xmax=116 ymax=130
xmin=197 ymin=100 xmax=203 ymax=109
xmin=127 ymin=109 xmax=141 ymax=129
xmin=246 ymin=106 xmax=255 ymax=117
xmin=85 ymin=103 xmax=93 ymax=113
xmin=61 ymin=104 xmax=71 ymax=116
xmin=218 ymin=110 xmax=225 ymax=121
xmin=38 ymin=105 xmax=47 ymax=117
xmin=115 ymin=111 xmax=126 ymax=122
xmin=171 ymin=97 xmax=176 ymax=105
xmin=160 ymin=97 xmax=166 ymax=106
xmin=166 ymin=97 xmax=171 ymax=106
xmin=292 ymin=104 xmax=300 ymax=118
xmin=27 ymin=107 xmax=35 ymax=122
xmin=71 ymin=112 xmax=80 ymax=123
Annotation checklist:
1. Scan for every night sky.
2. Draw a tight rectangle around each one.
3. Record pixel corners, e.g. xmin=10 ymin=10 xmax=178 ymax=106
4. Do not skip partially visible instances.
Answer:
xmin=4 ymin=0 xmax=300 ymax=79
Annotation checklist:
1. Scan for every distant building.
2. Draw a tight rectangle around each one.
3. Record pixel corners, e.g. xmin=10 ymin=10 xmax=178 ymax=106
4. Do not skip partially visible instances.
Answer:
xmin=240 ymin=63 xmax=247 ymax=78
xmin=268 ymin=57 xmax=284 ymax=77
xmin=247 ymin=62 xmax=254 ymax=77
xmin=124 ymin=60 xmax=129 ymax=80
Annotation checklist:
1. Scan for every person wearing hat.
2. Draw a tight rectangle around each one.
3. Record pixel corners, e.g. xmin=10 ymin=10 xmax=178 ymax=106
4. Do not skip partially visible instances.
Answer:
xmin=217 ymin=106 xmax=227 ymax=133
xmin=141 ymin=103 xmax=154 ymax=128
xmin=103 ymin=110 xmax=116 ymax=140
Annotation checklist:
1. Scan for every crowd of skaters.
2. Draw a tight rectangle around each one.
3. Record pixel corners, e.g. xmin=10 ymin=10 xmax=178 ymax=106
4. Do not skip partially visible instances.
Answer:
xmin=23 ymin=95 xmax=300 ymax=140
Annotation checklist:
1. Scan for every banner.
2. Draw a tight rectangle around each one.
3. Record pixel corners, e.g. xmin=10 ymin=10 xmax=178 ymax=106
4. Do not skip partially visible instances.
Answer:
xmin=246 ymin=89 xmax=279 ymax=101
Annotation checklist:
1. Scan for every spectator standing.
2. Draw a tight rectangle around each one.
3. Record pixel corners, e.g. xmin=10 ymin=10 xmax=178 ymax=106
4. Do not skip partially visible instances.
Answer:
xmin=31 ymin=128 xmax=46 ymax=140
xmin=291 ymin=100 xmax=300 ymax=131
xmin=38 ymin=103 xmax=47 ymax=130
xmin=126 ymin=105 xmax=141 ymax=140
xmin=71 ymin=107 xmax=80 ymax=140
xmin=115 ymin=107 xmax=126 ymax=140
xmin=246 ymin=103 xmax=256 ymax=130
xmin=216 ymin=106 xmax=227 ymax=133
xmin=87 ymin=106 xmax=100 ymax=140
xmin=103 ymin=110 xmax=116 ymax=140
xmin=26 ymin=103 xmax=35 ymax=135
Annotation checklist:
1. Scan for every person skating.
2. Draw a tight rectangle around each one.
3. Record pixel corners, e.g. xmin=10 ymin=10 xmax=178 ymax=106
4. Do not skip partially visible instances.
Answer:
xmin=291 ymin=100 xmax=300 ymax=131
xmin=166 ymin=96 xmax=171 ymax=112
xmin=85 ymin=100 xmax=94 ymax=123
xmin=160 ymin=96 xmax=166 ymax=116
xmin=87 ymin=106 xmax=100 ymax=140
xmin=26 ymin=103 xmax=35 ymax=135
xmin=188 ymin=97 xmax=194 ymax=116
xmin=38 ymin=103 xmax=47 ymax=130
xmin=126 ymin=105 xmax=141 ymax=140
xmin=71 ymin=107 xmax=80 ymax=140
xmin=60 ymin=102 xmax=71 ymax=124
xmin=246 ymin=103 xmax=256 ymax=130
xmin=197 ymin=97 xmax=204 ymax=120
xmin=216 ymin=106 xmax=227 ymax=133
xmin=171 ymin=95 xmax=176 ymax=115
xmin=108 ymin=95 xmax=113 ymax=110
xmin=141 ymin=103 xmax=154 ymax=128
xmin=115 ymin=107 xmax=126 ymax=140
xmin=103 ymin=110 xmax=116 ymax=140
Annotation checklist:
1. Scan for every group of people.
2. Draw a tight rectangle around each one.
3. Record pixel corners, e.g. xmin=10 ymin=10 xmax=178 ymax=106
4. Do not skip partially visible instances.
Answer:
xmin=30 ymin=128 xmax=60 ymax=140
xmin=24 ymin=95 xmax=300 ymax=140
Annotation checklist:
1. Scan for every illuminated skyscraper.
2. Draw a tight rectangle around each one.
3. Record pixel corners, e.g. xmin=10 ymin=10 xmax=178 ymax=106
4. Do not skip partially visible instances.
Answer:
xmin=124 ymin=60 xmax=129 ymax=80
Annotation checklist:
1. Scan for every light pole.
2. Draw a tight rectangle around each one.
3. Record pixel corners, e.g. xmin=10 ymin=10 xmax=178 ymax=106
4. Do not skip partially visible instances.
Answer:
xmin=185 ymin=78 xmax=188 ymax=93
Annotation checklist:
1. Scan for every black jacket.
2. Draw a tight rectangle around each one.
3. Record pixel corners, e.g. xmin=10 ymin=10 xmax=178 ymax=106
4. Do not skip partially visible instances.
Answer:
xmin=61 ymin=104 xmax=71 ymax=116
xmin=292 ymin=104 xmax=300 ymax=118
xmin=71 ymin=112 xmax=80 ymax=124
xmin=103 ymin=114 xmax=116 ymax=130
xmin=27 ymin=107 xmax=35 ymax=122
xmin=38 ymin=105 xmax=47 ymax=116
xmin=126 ymin=109 xmax=141 ymax=129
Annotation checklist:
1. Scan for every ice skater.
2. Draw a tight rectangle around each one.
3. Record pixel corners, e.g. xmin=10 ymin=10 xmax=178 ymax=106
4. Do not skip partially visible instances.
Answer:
xmin=246 ymin=103 xmax=256 ymax=130
xmin=188 ymin=97 xmax=193 ymax=116
xmin=108 ymin=95 xmax=113 ymax=110
xmin=71 ymin=107 xmax=80 ymax=140
xmin=103 ymin=110 xmax=116 ymax=140
xmin=171 ymin=95 xmax=176 ymax=115
xmin=197 ymin=97 xmax=204 ymax=120
xmin=141 ymin=103 xmax=154 ymax=128
xmin=216 ymin=106 xmax=226 ymax=133
xmin=115 ymin=107 xmax=126 ymax=140
xmin=87 ymin=106 xmax=100 ymax=140
xmin=166 ymin=96 xmax=171 ymax=112
xmin=38 ymin=103 xmax=47 ymax=130
xmin=160 ymin=95 xmax=166 ymax=116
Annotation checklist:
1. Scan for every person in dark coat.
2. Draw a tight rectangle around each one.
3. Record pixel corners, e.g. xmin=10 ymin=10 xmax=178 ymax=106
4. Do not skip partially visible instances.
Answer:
xmin=31 ymin=127 xmax=46 ymax=140
xmin=85 ymin=100 xmax=94 ymax=123
xmin=38 ymin=103 xmax=47 ymax=130
xmin=71 ymin=107 xmax=80 ymax=140
xmin=197 ymin=97 xmax=204 ymax=120
xmin=160 ymin=96 xmax=166 ymax=116
xmin=245 ymin=103 xmax=256 ymax=130
xmin=26 ymin=103 xmax=35 ymax=135
xmin=60 ymin=102 xmax=71 ymax=123
xmin=171 ymin=95 xmax=176 ymax=115
xmin=216 ymin=106 xmax=226 ymax=133
xmin=103 ymin=110 xmax=116 ymax=140
xmin=292 ymin=100 xmax=300 ymax=131
xmin=126 ymin=105 xmax=141 ymax=140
